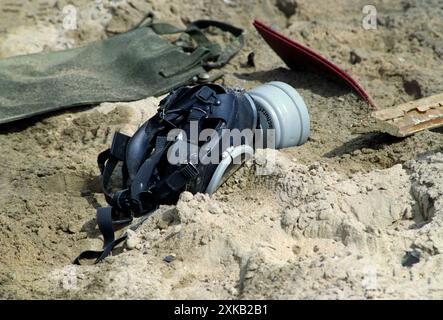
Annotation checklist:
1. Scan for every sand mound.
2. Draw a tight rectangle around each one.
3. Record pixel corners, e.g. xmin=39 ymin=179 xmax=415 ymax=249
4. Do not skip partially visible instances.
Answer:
xmin=18 ymin=147 xmax=443 ymax=299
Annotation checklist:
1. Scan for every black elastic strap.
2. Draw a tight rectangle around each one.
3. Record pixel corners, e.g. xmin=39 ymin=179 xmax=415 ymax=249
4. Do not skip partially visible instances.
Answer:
xmin=125 ymin=117 xmax=163 ymax=181
xmin=130 ymin=139 xmax=172 ymax=214
xmin=101 ymin=155 xmax=119 ymax=201
xmin=73 ymin=207 xmax=129 ymax=265
xmin=97 ymin=149 xmax=111 ymax=175
xmin=110 ymin=131 xmax=130 ymax=161
xmin=97 ymin=132 xmax=131 ymax=208
xmin=141 ymin=19 xmax=244 ymax=69
xmin=187 ymin=20 xmax=244 ymax=68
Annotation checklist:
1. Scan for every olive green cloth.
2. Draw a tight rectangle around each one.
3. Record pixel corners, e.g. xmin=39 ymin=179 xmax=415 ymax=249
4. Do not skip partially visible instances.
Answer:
xmin=0 ymin=19 xmax=244 ymax=124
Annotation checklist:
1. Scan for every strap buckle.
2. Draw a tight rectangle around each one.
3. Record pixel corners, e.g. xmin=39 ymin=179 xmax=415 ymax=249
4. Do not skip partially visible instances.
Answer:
xmin=114 ymin=189 xmax=130 ymax=211
xmin=181 ymin=162 xmax=199 ymax=179
xmin=196 ymin=86 xmax=217 ymax=104
xmin=157 ymin=110 xmax=178 ymax=128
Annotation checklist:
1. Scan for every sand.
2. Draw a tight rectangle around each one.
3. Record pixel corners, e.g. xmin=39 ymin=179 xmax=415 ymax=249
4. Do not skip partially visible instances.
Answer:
xmin=0 ymin=0 xmax=442 ymax=299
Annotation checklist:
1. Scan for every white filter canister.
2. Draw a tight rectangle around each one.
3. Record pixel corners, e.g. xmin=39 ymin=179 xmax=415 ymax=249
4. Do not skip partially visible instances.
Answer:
xmin=247 ymin=81 xmax=310 ymax=149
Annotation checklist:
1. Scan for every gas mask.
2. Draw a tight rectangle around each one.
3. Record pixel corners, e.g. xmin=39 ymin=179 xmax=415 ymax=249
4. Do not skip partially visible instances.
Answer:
xmin=75 ymin=81 xmax=310 ymax=264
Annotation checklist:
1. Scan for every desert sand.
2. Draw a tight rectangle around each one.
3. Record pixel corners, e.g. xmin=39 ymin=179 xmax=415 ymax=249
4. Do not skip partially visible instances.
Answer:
xmin=0 ymin=0 xmax=442 ymax=299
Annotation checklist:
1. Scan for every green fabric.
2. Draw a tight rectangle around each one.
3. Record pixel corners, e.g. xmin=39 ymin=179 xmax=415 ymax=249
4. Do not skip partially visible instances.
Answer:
xmin=0 ymin=19 xmax=244 ymax=124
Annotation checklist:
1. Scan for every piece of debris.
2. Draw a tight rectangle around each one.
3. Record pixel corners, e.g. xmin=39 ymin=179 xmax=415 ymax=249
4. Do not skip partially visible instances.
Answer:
xmin=197 ymin=72 xmax=210 ymax=83
xmin=276 ymin=0 xmax=298 ymax=18
xmin=246 ymin=52 xmax=255 ymax=67
xmin=350 ymin=48 xmax=368 ymax=64
xmin=126 ymin=229 xmax=141 ymax=250
xmin=240 ymin=52 xmax=255 ymax=68
xmin=371 ymin=92 xmax=443 ymax=137
xmin=402 ymin=251 xmax=420 ymax=267
xmin=403 ymin=78 xmax=423 ymax=99
xmin=208 ymin=202 xmax=223 ymax=215
xmin=163 ymin=254 xmax=177 ymax=263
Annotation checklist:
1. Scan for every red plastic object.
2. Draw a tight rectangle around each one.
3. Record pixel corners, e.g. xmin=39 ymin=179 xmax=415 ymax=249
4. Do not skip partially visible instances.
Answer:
xmin=253 ymin=20 xmax=376 ymax=108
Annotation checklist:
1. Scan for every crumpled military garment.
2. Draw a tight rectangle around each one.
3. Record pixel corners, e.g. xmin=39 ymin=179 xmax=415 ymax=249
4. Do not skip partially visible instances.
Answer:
xmin=0 ymin=18 xmax=244 ymax=124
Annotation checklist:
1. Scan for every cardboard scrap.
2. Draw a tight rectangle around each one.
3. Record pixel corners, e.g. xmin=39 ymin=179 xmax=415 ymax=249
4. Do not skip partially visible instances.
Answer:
xmin=371 ymin=93 xmax=443 ymax=137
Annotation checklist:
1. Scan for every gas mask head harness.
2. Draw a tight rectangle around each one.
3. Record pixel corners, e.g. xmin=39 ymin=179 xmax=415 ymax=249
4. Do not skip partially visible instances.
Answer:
xmin=75 ymin=81 xmax=310 ymax=264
